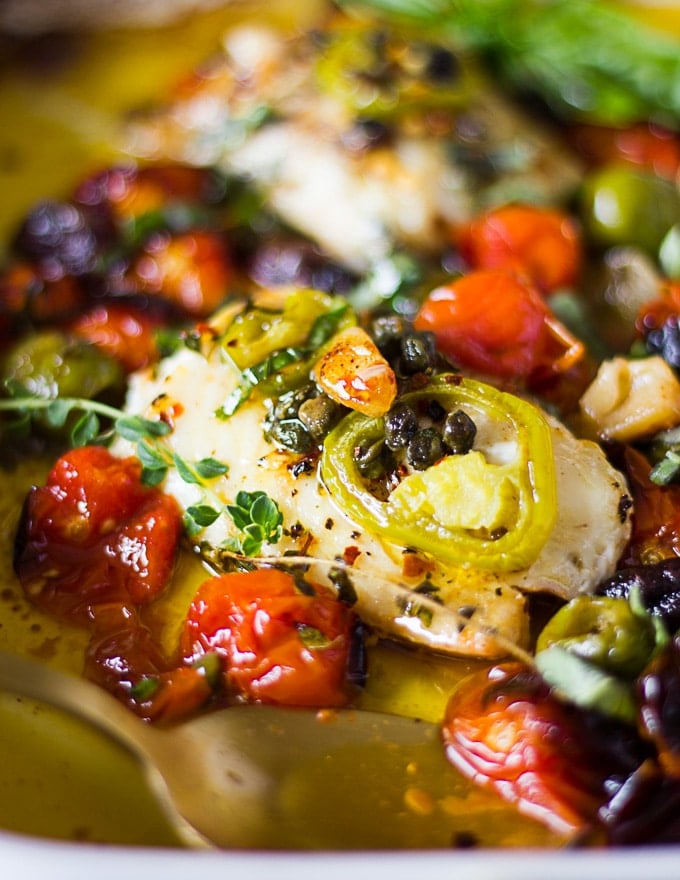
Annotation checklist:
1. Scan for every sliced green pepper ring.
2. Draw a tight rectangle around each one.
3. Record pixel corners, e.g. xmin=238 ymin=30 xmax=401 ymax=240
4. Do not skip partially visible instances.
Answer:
xmin=320 ymin=375 xmax=557 ymax=571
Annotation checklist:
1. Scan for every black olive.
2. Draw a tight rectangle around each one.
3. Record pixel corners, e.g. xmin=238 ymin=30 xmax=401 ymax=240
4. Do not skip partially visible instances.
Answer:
xmin=400 ymin=330 xmax=436 ymax=374
xmin=384 ymin=402 xmax=418 ymax=450
xmin=644 ymin=316 xmax=680 ymax=370
xmin=596 ymin=557 xmax=680 ymax=633
xmin=444 ymin=409 xmax=477 ymax=454
xmin=14 ymin=200 xmax=99 ymax=278
xmin=407 ymin=427 xmax=446 ymax=470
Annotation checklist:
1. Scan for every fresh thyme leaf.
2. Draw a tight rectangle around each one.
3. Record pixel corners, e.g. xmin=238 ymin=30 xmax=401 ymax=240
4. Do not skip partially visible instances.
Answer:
xmin=70 ymin=411 xmax=101 ymax=447
xmin=195 ymin=457 xmax=229 ymax=479
xmin=225 ymin=489 xmax=284 ymax=556
xmin=173 ymin=452 xmax=204 ymax=486
xmin=141 ymin=466 xmax=168 ymax=487
xmin=44 ymin=398 xmax=74 ymax=428
xmin=184 ymin=511 xmax=205 ymax=537
xmin=116 ymin=415 xmax=171 ymax=441
xmin=136 ymin=438 xmax=170 ymax=470
xmin=186 ymin=504 xmax=222 ymax=527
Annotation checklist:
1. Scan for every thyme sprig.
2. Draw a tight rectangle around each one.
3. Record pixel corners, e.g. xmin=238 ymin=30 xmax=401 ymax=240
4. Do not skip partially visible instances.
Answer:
xmin=0 ymin=388 xmax=282 ymax=555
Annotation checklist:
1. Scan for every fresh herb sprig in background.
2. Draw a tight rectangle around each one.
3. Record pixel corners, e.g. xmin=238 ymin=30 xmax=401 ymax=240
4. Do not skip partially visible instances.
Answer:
xmin=0 ymin=389 xmax=282 ymax=555
xmin=339 ymin=0 xmax=680 ymax=129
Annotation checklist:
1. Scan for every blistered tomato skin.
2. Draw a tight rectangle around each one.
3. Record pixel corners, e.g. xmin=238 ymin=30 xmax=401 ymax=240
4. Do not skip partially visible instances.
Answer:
xmin=414 ymin=270 xmax=583 ymax=382
xmin=14 ymin=445 xmax=182 ymax=624
xmin=182 ymin=569 xmax=363 ymax=707
xmin=456 ymin=204 xmax=582 ymax=293
xmin=441 ymin=663 xmax=646 ymax=838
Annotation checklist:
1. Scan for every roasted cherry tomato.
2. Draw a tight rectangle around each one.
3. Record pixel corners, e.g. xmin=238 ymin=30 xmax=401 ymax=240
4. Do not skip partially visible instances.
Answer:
xmin=569 ymin=123 xmax=680 ymax=180
xmin=442 ymin=663 xmax=646 ymax=838
xmin=0 ymin=261 xmax=85 ymax=329
xmin=125 ymin=229 xmax=232 ymax=317
xmin=74 ymin=164 xmax=224 ymax=225
xmin=14 ymin=445 xmax=182 ymax=624
xmin=414 ymin=269 xmax=583 ymax=381
xmin=182 ymin=568 xmax=362 ymax=707
xmin=617 ymin=445 xmax=680 ymax=565
xmin=86 ymin=621 xmax=218 ymax=722
xmin=455 ymin=204 xmax=582 ymax=293
xmin=67 ymin=303 xmax=162 ymax=373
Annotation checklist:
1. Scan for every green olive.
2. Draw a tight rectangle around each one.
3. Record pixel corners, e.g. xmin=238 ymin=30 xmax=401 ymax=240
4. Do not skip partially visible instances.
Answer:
xmin=2 ymin=330 xmax=123 ymax=405
xmin=580 ymin=164 xmax=680 ymax=255
xmin=535 ymin=594 xmax=656 ymax=679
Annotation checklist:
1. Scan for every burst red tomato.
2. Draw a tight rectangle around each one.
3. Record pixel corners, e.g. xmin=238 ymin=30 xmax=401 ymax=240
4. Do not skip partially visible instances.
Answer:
xmin=126 ymin=229 xmax=232 ymax=317
xmin=14 ymin=445 xmax=182 ymax=624
xmin=617 ymin=445 xmax=680 ymax=565
xmin=182 ymin=568 xmax=361 ymax=707
xmin=74 ymin=164 xmax=222 ymax=223
xmin=455 ymin=204 xmax=582 ymax=293
xmin=442 ymin=663 xmax=643 ymax=838
xmin=68 ymin=303 xmax=162 ymax=372
xmin=569 ymin=122 xmax=680 ymax=180
xmin=414 ymin=269 xmax=583 ymax=381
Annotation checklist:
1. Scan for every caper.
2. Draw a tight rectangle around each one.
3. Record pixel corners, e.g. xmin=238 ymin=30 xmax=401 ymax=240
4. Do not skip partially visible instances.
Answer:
xmin=384 ymin=402 xmax=418 ymax=450
xmin=264 ymin=386 xmax=314 ymax=452
xmin=370 ymin=313 xmax=405 ymax=358
xmin=354 ymin=436 xmax=387 ymax=478
xmin=298 ymin=394 xmax=339 ymax=439
xmin=407 ymin=427 xmax=446 ymax=470
xmin=400 ymin=330 xmax=436 ymax=374
xmin=443 ymin=409 xmax=477 ymax=454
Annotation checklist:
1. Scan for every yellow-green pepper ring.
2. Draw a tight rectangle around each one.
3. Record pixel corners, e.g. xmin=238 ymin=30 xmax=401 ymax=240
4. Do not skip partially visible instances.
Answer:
xmin=320 ymin=376 xmax=557 ymax=571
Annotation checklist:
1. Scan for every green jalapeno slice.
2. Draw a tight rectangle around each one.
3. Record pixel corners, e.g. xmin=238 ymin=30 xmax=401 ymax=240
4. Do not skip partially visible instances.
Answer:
xmin=320 ymin=375 xmax=557 ymax=571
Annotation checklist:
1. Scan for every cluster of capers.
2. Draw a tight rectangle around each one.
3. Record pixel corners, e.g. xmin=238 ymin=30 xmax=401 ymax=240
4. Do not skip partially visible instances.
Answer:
xmin=370 ymin=313 xmax=438 ymax=376
xmin=264 ymin=383 xmax=341 ymax=454
xmin=384 ymin=400 xmax=477 ymax=471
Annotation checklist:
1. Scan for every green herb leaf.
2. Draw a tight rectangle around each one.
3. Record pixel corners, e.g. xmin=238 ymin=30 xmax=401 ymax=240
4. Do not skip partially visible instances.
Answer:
xmin=116 ymin=415 xmax=171 ymax=441
xmin=136 ymin=438 xmax=170 ymax=471
xmin=186 ymin=504 xmax=222 ymax=527
xmin=225 ymin=490 xmax=284 ymax=556
xmin=535 ymin=644 xmax=637 ymax=725
xmin=70 ymin=411 xmax=100 ymax=447
xmin=195 ymin=457 xmax=229 ymax=479
xmin=44 ymin=399 xmax=74 ymax=428
xmin=130 ymin=676 xmax=160 ymax=701
xmin=173 ymin=452 xmax=204 ymax=486
xmin=650 ymin=451 xmax=680 ymax=486
xmin=296 ymin=623 xmax=330 ymax=649
xmin=141 ymin=466 xmax=168 ymax=487
xmin=306 ymin=302 xmax=350 ymax=351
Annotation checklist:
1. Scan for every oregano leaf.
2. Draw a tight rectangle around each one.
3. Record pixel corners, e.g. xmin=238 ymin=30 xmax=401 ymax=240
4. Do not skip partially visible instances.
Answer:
xmin=186 ymin=504 xmax=221 ymax=527
xmin=70 ymin=411 xmax=100 ymax=447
